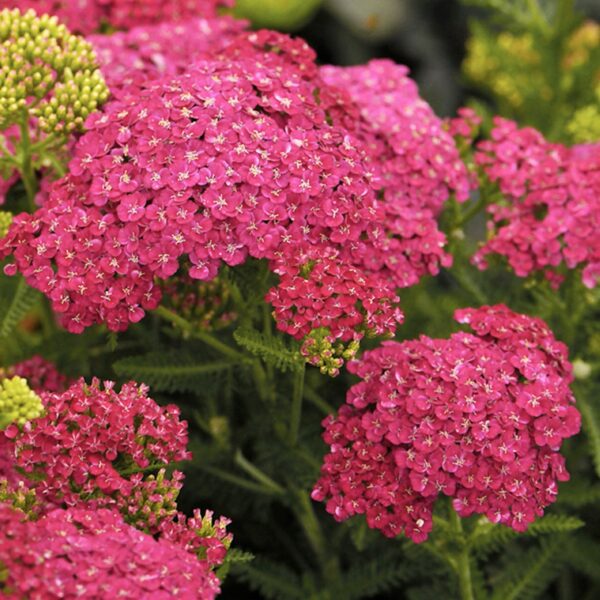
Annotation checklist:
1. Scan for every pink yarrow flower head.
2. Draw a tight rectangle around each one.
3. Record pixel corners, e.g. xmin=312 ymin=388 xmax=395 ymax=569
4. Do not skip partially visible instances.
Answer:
xmin=89 ymin=16 xmax=247 ymax=99
xmin=0 ymin=0 xmax=234 ymax=34
xmin=0 ymin=33 xmax=404 ymax=361
xmin=2 ymin=355 xmax=69 ymax=393
xmin=0 ymin=504 xmax=225 ymax=599
xmin=473 ymin=117 xmax=600 ymax=288
xmin=2 ymin=378 xmax=190 ymax=513
xmin=319 ymin=60 xmax=473 ymax=289
xmin=312 ymin=305 xmax=580 ymax=542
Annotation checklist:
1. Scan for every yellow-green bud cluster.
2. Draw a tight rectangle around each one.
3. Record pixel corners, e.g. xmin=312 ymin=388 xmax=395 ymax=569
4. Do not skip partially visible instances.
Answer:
xmin=0 ymin=8 xmax=109 ymax=133
xmin=303 ymin=328 xmax=360 ymax=377
xmin=0 ymin=210 xmax=12 ymax=238
xmin=567 ymin=85 xmax=600 ymax=144
xmin=123 ymin=468 xmax=180 ymax=532
xmin=0 ymin=375 xmax=44 ymax=430
xmin=0 ymin=479 xmax=38 ymax=516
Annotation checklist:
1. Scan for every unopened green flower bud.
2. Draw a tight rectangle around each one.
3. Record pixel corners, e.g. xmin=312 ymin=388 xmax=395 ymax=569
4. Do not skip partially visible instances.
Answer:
xmin=0 ymin=8 xmax=109 ymax=133
xmin=0 ymin=375 xmax=44 ymax=430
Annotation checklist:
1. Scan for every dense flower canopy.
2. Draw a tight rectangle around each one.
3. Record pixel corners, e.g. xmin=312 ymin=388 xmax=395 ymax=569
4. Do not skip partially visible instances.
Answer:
xmin=0 ymin=0 xmax=234 ymax=34
xmin=0 ymin=505 xmax=224 ymax=599
xmin=0 ymin=33 xmax=408 ymax=352
xmin=312 ymin=305 xmax=580 ymax=542
xmin=473 ymin=118 xmax=600 ymax=288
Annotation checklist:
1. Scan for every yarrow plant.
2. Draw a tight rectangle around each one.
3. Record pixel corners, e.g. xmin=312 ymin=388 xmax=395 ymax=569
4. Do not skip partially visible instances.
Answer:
xmin=312 ymin=305 xmax=580 ymax=541
xmin=0 ymin=365 xmax=233 ymax=597
xmin=0 ymin=0 xmax=597 ymax=598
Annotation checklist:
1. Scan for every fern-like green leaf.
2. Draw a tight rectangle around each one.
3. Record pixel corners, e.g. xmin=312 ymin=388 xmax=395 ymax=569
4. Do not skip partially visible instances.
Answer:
xmin=0 ymin=275 xmax=39 ymax=340
xmin=339 ymin=556 xmax=413 ymax=600
xmin=232 ymin=557 xmax=305 ymax=600
xmin=471 ymin=514 xmax=584 ymax=556
xmin=234 ymin=327 xmax=304 ymax=373
xmin=113 ymin=352 xmax=240 ymax=393
xmin=491 ymin=537 xmax=565 ymax=600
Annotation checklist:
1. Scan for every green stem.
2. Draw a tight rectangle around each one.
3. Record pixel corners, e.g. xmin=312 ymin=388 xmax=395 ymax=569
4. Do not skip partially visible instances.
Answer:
xmin=289 ymin=364 xmax=305 ymax=445
xmin=294 ymin=489 xmax=340 ymax=586
xmin=449 ymin=507 xmax=475 ymax=600
xmin=18 ymin=118 xmax=38 ymax=208
xmin=200 ymin=464 xmax=281 ymax=496
xmin=304 ymin=385 xmax=335 ymax=415
xmin=154 ymin=305 xmax=246 ymax=362
xmin=234 ymin=449 xmax=285 ymax=495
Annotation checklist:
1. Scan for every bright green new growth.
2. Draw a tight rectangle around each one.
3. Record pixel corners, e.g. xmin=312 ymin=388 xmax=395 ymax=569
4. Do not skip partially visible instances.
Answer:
xmin=0 ymin=8 xmax=109 ymax=133
xmin=567 ymin=85 xmax=600 ymax=144
xmin=0 ymin=211 xmax=11 ymax=238
xmin=0 ymin=375 xmax=44 ymax=429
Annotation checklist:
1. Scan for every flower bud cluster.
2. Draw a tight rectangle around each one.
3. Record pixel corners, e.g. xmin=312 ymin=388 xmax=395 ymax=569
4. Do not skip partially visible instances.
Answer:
xmin=0 ymin=376 xmax=44 ymax=430
xmin=313 ymin=305 xmax=580 ymax=542
xmin=0 ymin=8 xmax=108 ymax=133
xmin=301 ymin=328 xmax=361 ymax=377
xmin=473 ymin=117 xmax=600 ymax=288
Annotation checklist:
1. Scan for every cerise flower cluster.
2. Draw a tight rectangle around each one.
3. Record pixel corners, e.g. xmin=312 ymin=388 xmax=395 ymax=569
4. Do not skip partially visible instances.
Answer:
xmin=0 ymin=505 xmax=224 ymax=599
xmin=312 ymin=305 xmax=580 ymax=542
xmin=3 ymin=354 xmax=69 ymax=392
xmin=89 ymin=16 xmax=246 ymax=98
xmin=320 ymin=60 xmax=472 ymax=288
xmin=3 ymin=378 xmax=190 ymax=509
xmin=0 ymin=0 xmax=233 ymax=34
xmin=473 ymin=117 xmax=600 ymax=288
xmin=0 ymin=33 xmax=408 ymax=352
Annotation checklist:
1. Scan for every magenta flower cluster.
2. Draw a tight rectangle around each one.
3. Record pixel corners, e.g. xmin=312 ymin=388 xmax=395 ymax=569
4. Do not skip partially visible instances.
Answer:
xmin=473 ymin=117 xmax=600 ymax=288
xmin=0 ymin=366 xmax=232 ymax=598
xmin=1 ymin=32 xmax=474 ymax=363
xmin=0 ymin=33 xmax=395 ymax=347
xmin=89 ymin=16 xmax=246 ymax=98
xmin=0 ymin=0 xmax=233 ymax=34
xmin=320 ymin=60 xmax=472 ymax=288
xmin=312 ymin=305 xmax=580 ymax=542
xmin=0 ymin=505 xmax=223 ymax=599
xmin=3 ymin=378 xmax=190 ymax=508
xmin=6 ymin=354 xmax=69 ymax=393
